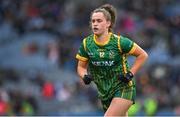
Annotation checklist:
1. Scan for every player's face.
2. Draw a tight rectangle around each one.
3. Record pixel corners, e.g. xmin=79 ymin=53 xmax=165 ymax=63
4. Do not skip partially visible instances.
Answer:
xmin=91 ymin=12 xmax=110 ymax=35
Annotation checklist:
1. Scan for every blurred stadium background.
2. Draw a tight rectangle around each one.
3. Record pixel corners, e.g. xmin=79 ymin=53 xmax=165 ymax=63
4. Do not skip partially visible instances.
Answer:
xmin=0 ymin=0 xmax=179 ymax=116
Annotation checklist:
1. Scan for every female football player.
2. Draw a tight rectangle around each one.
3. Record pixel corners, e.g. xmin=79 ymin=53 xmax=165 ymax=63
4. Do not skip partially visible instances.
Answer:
xmin=76 ymin=4 xmax=148 ymax=116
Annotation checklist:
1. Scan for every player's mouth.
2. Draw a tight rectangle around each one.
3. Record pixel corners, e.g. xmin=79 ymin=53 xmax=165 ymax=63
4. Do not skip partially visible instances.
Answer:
xmin=93 ymin=27 xmax=99 ymax=32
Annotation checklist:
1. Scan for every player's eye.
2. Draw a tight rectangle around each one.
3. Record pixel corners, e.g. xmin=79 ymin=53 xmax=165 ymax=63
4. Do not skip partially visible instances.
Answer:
xmin=97 ymin=19 xmax=102 ymax=23
xmin=91 ymin=19 xmax=95 ymax=23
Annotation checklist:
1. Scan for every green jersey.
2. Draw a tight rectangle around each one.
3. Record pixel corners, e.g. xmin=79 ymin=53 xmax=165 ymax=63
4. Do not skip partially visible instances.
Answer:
xmin=76 ymin=33 xmax=137 ymax=101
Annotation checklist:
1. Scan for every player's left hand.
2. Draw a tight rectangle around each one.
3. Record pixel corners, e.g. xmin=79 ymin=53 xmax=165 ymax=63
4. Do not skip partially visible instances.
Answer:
xmin=119 ymin=71 xmax=134 ymax=83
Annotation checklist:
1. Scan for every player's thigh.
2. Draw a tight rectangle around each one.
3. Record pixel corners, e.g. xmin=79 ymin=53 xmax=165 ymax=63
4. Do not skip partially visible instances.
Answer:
xmin=104 ymin=97 xmax=133 ymax=116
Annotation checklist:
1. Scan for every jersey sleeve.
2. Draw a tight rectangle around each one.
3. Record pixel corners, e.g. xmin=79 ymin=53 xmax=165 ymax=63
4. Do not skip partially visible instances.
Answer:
xmin=120 ymin=36 xmax=136 ymax=54
xmin=76 ymin=38 xmax=89 ymax=61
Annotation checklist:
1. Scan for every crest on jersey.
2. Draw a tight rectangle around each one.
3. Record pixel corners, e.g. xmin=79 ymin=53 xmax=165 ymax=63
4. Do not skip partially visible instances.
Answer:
xmin=99 ymin=52 xmax=105 ymax=58
xmin=109 ymin=50 xmax=115 ymax=59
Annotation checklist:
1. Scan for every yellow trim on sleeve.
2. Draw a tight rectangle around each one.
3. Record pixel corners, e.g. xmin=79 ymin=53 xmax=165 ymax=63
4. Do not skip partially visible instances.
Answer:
xmin=76 ymin=54 xmax=88 ymax=62
xmin=118 ymin=35 xmax=122 ymax=53
xmin=128 ymin=43 xmax=137 ymax=54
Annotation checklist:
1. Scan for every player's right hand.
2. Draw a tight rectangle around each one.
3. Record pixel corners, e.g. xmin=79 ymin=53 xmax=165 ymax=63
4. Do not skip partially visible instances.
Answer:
xmin=82 ymin=75 xmax=93 ymax=85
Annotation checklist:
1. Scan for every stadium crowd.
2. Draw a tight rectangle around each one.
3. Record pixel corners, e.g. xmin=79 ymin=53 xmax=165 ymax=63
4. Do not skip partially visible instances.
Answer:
xmin=0 ymin=0 xmax=179 ymax=116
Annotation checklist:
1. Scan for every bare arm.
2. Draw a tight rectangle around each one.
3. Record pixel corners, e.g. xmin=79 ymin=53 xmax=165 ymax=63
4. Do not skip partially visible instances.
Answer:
xmin=130 ymin=44 xmax=148 ymax=75
xmin=77 ymin=60 xmax=88 ymax=80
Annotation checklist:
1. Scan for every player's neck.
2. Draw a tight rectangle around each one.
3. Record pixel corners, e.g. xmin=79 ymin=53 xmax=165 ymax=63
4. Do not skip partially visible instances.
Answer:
xmin=95 ymin=31 xmax=109 ymax=43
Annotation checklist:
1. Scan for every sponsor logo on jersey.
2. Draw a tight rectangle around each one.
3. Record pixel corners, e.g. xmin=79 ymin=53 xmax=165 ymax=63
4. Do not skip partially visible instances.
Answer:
xmin=91 ymin=61 xmax=114 ymax=66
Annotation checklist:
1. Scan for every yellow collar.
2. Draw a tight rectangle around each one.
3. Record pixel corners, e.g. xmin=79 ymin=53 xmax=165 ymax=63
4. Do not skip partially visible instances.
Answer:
xmin=94 ymin=33 xmax=112 ymax=46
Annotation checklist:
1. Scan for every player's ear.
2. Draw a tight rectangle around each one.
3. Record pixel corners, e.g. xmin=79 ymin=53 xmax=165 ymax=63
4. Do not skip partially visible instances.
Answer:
xmin=107 ymin=20 xmax=111 ymax=28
